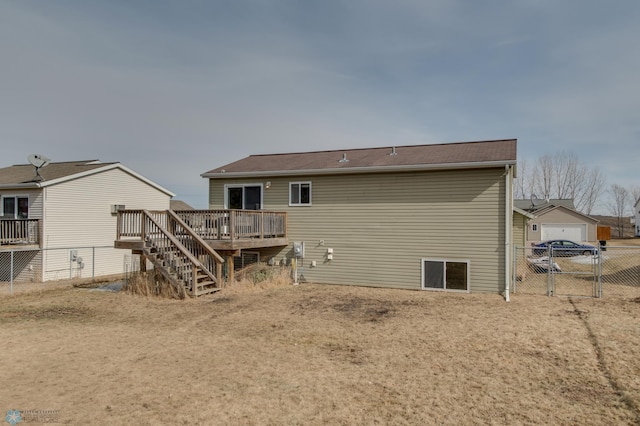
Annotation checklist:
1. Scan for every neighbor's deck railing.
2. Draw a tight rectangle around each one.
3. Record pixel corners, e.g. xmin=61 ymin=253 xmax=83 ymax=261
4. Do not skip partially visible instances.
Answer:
xmin=116 ymin=209 xmax=287 ymax=241
xmin=0 ymin=219 xmax=40 ymax=246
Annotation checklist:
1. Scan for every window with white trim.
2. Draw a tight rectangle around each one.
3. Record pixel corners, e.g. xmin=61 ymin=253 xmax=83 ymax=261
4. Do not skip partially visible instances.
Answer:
xmin=421 ymin=258 xmax=469 ymax=292
xmin=1 ymin=196 xmax=29 ymax=219
xmin=289 ymin=182 xmax=312 ymax=206
xmin=532 ymin=224 xmax=538 ymax=231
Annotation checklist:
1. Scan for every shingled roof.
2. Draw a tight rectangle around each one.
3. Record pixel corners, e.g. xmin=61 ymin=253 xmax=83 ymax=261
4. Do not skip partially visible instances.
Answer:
xmin=0 ymin=160 xmax=116 ymax=186
xmin=0 ymin=159 xmax=175 ymax=196
xmin=202 ymin=139 xmax=517 ymax=177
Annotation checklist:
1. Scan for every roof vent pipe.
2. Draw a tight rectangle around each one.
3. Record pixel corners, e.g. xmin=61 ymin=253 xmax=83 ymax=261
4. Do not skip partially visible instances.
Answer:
xmin=339 ymin=153 xmax=349 ymax=163
xmin=390 ymin=147 xmax=397 ymax=156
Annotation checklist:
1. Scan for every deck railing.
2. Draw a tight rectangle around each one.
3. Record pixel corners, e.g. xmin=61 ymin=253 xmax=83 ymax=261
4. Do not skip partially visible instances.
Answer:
xmin=174 ymin=209 xmax=287 ymax=240
xmin=0 ymin=219 xmax=40 ymax=246
xmin=117 ymin=209 xmax=287 ymax=241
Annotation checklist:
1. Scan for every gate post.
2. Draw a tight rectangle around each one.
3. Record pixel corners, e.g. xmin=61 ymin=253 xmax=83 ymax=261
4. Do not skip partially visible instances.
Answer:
xmin=597 ymin=243 xmax=603 ymax=298
xmin=10 ymin=250 xmax=14 ymax=295
xmin=547 ymin=248 xmax=553 ymax=296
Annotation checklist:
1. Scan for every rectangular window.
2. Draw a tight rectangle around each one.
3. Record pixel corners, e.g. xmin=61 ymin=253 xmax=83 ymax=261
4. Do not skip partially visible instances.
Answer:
xmin=532 ymin=224 xmax=538 ymax=231
xmin=421 ymin=258 xmax=469 ymax=292
xmin=1 ymin=196 xmax=28 ymax=219
xmin=224 ymin=185 xmax=263 ymax=210
xmin=289 ymin=182 xmax=312 ymax=206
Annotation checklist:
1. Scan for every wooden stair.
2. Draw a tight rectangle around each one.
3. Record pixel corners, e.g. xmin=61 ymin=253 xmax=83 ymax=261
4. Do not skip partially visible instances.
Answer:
xmin=139 ymin=210 xmax=224 ymax=297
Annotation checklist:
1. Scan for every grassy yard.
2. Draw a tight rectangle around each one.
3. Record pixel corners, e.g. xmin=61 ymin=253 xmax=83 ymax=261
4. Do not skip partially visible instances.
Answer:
xmin=1 ymin=282 xmax=639 ymax=425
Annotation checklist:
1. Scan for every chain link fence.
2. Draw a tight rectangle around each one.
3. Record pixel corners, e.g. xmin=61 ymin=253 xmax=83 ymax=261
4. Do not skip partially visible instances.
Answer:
xmin=513 ymin=244 xmax=640 ymax=299
xmin=1 ymin=246 xmax=142 ymax=294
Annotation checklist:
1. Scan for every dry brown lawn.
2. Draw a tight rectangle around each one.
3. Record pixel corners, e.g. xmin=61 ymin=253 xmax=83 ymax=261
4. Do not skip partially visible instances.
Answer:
xmin=1 ymin=280 xmax=640 ymax=425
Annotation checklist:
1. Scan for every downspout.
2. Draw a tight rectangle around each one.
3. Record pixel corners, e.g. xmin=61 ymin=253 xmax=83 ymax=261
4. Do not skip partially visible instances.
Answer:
xmin=41 ymin=186 xmax=46 ymax=282
xmin=504 ymin=165 xmax=511 ymax=302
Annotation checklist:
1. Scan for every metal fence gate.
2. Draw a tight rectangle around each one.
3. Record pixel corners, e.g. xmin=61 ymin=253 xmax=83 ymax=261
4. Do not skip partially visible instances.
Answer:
xmin=513 ymin=245 xmax=640 ymax=298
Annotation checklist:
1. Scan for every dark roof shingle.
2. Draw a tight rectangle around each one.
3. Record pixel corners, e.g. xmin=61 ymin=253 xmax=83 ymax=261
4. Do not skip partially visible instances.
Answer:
xmin=0 ymin=160 xmax=116 ymax=185
xmin=203 ymin=139 xmax=517 ymax=176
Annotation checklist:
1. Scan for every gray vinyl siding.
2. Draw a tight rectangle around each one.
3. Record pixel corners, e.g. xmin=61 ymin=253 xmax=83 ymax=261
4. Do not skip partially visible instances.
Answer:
xmin=209 ymin=168 xmax=507 ymax=293
xmin=512 ymin=212 xmax=527 ymax=247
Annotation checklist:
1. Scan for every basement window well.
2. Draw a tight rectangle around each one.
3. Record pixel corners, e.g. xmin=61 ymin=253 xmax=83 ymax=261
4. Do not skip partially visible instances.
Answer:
xmin=421 ymin=259 xmax=469 ymax=292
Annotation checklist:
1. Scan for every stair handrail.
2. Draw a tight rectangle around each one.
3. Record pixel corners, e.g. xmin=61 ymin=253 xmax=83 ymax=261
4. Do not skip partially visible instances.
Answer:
xmin=142 ymin=210 xmax=212 ymax=285
xmin=167 ymin=210 xmax=225 ymax=264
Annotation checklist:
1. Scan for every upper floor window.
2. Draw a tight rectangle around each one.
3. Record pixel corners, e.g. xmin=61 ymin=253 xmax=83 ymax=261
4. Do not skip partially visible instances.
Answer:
xmin=1 ymin=196 xmax=29 ymax=219
xmin=289 ymin=182 xmax=312 ymax=206
xmin=224 ymin=184 xmax=262 ymax=210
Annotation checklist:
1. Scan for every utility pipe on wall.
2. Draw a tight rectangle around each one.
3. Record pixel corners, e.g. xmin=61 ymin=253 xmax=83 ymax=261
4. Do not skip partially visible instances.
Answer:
xmin=505 ymin=164 xmax=511 ymax=302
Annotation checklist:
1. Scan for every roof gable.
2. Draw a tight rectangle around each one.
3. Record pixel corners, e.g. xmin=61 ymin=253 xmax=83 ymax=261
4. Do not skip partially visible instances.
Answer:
xmin=533 ymin=205 xmax=598 ymax=223
xmin=202 ymin=139 xmax=517 ymax=177
xmin=513 ymin=199 xmax=576 ymax=212
xmin=0 ymin=160 xmax=175 ymax=197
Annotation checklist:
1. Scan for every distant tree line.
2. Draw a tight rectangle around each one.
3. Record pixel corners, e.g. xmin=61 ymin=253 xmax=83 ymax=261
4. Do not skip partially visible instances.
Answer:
xmin=514 ymin=151 xmax=640 ymax=237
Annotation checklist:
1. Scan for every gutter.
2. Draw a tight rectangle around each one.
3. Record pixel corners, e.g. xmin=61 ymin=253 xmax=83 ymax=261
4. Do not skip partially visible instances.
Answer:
xmin=0 ymin=183 xmax=42 ymax=189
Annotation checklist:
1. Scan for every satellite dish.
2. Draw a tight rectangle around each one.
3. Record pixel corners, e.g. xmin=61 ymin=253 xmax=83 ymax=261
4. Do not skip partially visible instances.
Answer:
xmin=530 ymin=194 xmax=544 ymax=208
xmin=28 ymin=154 xmax=51 ymax=168
xmin=27 ymin=154 xmax=51 ymax=182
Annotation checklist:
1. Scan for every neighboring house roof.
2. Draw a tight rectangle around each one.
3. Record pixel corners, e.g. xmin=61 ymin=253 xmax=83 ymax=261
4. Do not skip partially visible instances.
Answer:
xmin=514 ymin=199 xmax=576 ymax=212
xmin=202 ymin=139 xmax=517 ymax=178
xmin=170 ymin=200 xmax=194 ymax=210
xmin=513 ymin=206 xmax=536 ymax=219
xmin=532 ymin=205 xmax=599 ymax=224
xmin=0 ymin=160 xmax=175 ymax=197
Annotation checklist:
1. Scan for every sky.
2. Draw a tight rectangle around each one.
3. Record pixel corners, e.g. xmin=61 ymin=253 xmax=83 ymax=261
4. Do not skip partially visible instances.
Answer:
xmin=1 ymin=1 xmax=639 ymax=210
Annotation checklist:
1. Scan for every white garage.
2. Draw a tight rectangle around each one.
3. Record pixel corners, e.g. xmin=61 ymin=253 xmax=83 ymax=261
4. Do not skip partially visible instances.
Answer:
xmin=541 ymin=224 xmax=587 ymax=242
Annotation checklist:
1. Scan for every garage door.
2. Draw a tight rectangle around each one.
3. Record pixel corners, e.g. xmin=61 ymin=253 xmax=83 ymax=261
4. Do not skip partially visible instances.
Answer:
xmin=541 ymin=224 xmax=586 ymax=242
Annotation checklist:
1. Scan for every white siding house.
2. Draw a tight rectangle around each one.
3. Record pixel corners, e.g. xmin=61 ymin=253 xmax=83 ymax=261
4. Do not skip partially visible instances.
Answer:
xmin=0 ymin=160 xmax=174 ymax=282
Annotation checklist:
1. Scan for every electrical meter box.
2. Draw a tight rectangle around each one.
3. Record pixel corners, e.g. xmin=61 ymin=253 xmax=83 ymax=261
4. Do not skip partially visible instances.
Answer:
xmin=293 ymin=242 xmax=305 ymax=259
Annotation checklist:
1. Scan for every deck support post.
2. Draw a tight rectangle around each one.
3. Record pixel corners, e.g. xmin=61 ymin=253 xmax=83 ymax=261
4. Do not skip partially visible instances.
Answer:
xmin=226 ymin=255 xmax=235 ymax=283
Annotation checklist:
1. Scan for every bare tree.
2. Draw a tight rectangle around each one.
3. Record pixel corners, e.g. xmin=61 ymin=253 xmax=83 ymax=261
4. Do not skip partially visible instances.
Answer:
xmin=520 ymin=151 xmax=605 ymax=214
xmin=576 ymin=168 xmax=605 ymax=215
xmin=608 ymin=184 xmax=629 ymax=237
xmin=533 ymin=154 xmax=554 ymax=200
xmin=513 ymin=159 xmax=535 ymax=200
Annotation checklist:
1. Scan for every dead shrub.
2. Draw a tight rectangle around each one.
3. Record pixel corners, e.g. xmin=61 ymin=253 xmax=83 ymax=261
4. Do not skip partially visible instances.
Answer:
xmin=223 ymin=264 xmax=293 ymax=295
xmin=122 ymin=271 xmax=186 ymax=299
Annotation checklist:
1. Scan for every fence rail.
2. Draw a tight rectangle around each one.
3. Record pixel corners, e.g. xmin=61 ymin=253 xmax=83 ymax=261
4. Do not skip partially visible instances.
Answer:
xmin=513 ymin=244 xmax=640 ymax=299
xmin=1 ymin=245 xmax=126 ymax=294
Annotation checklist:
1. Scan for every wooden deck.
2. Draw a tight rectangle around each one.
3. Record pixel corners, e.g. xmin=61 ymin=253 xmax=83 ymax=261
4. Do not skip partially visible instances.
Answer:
xmin=115 ymin=209 xmax=288 ymax=253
